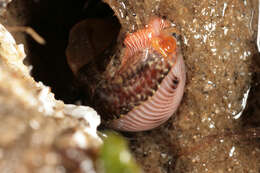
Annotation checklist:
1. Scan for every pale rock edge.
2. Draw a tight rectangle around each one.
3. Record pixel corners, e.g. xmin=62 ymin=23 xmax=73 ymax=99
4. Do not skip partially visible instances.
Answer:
xmin=0 ymin=23 xmax=102 ymax=148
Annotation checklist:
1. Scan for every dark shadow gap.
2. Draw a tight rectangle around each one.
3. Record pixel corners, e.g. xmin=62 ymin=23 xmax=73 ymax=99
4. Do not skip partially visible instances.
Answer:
xmin=16 ymin=0 xmax=120 ymax=103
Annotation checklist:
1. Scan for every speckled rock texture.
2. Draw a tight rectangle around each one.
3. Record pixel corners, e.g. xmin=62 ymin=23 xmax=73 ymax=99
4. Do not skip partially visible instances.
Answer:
xmin=104 ymin=0 xmax=260 ymax=172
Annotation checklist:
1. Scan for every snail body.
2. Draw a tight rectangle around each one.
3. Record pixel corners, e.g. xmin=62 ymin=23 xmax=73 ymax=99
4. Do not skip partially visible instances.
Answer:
xmin=77 ymin=17 xmax=186 ymax=132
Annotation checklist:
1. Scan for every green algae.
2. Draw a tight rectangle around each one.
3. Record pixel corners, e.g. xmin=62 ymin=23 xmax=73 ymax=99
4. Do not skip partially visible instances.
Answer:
xmin=99 ymin=131 xmax=142 ymax=173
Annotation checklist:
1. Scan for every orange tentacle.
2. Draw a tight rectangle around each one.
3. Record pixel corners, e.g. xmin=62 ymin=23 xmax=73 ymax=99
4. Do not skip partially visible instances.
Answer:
xmin=120 ymin=17 xmax=173 ymax=72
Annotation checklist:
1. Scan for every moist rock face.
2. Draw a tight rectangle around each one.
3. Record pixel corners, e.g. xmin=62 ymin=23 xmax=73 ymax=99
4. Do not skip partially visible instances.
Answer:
xmin=105 ymin=0 xmax=260 ymax=172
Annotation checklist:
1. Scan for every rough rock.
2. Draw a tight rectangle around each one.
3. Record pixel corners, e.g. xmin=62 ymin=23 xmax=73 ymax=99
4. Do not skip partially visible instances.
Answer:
xmin=0 ymin=23 xmax=101 ymax=173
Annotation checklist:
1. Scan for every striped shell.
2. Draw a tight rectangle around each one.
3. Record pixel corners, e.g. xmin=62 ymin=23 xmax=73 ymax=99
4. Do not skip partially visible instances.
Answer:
xmin=90 ymin=17 xmax=186 ymax=132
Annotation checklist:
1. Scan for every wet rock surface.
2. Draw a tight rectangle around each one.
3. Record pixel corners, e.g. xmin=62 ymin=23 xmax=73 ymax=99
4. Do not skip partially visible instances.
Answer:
xmin=105 ymin=0 xmax=260 ymax=172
